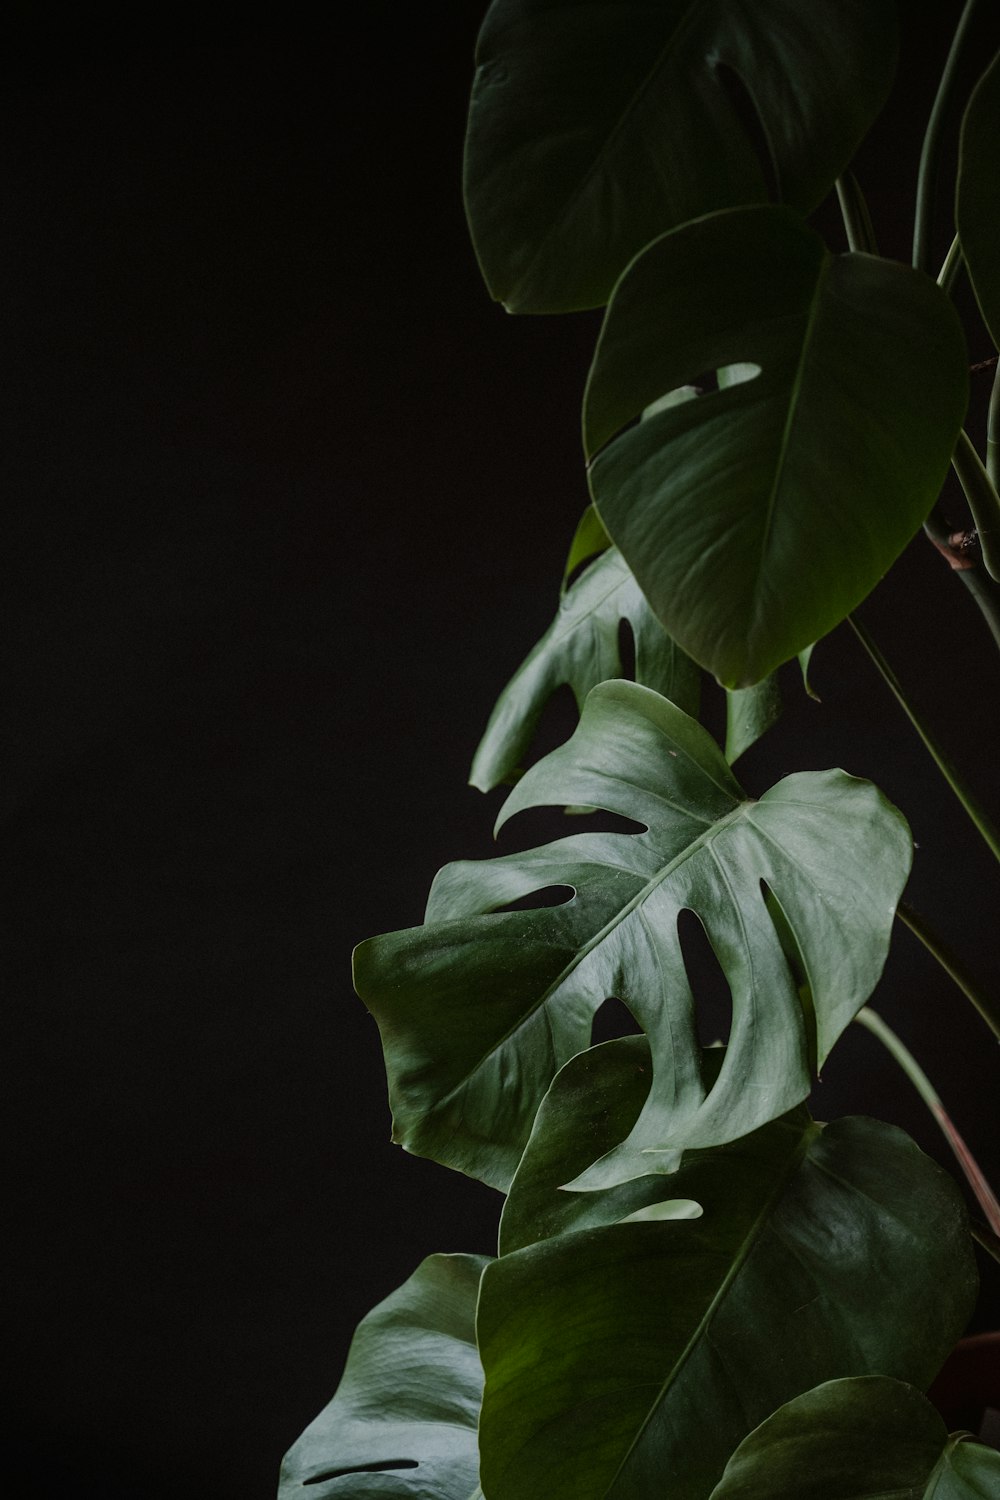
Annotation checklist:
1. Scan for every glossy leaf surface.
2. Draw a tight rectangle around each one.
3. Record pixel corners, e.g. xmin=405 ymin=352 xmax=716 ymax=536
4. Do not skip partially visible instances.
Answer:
xmin=355 ymin=681 xmax=910 ymax=1192
xmin=279 ymin=1255 xmax=487 ymax=1500
xmin=710 ymin=1376 xmax=1000 ymax=1499
xmin=464 ymin=0 xmax=897 ymax=312
xmin=477 ymin=1108 xmax=976 ymax=1500
xmin=470 ymin=540 xmax=700 ymax=793
xmin=958 ymin=50 xmax=1000 ymax=348
xmin=584 ymin=206 xmax=969 ymax=686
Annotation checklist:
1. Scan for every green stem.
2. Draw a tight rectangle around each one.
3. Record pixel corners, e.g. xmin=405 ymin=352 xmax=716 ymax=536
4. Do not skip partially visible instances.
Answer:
xmin=897 ymin=900 xmax=1000 ymax=1042
xmin=848 ymin=613 xmax=1000 ymax=864
xmin=913 ymin=0 xmax=982 ymax=273
xmin=835 ymin=174 xmax=878 ymax=256
xmin=936 ymin=233 xmax=964 ymax=296
xmin=989 ymin=363 xmax=1000 ymax=492
xmin=857 ymin=1006 xmax=1000 ymax=1236
xmin=953 ymin=428 xmax=1000 ymax=579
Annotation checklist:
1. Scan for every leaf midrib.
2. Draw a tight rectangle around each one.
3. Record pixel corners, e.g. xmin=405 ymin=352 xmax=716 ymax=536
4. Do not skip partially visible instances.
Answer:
xmin=432 ymin=800 xmax=753 ymax=1120
xmin=503 ymin=0 xmax=710 ymax=306
xmin=601 ymin=1119 xmax=819 ymax=1495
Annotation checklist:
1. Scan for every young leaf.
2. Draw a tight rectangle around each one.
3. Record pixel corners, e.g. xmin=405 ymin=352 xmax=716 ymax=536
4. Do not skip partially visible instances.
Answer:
xmin=278 ymin=1254 xmax=487 ymax=1500
xmin=957 ymin=49 xmax=1000 ymax=348
xmin=476 ymin=1114 xmax=977 ymax=1500
xmin=354 ymin=681 xmax=911 ymax=1192
xmin=470 ymin=544 xmax=700 ymax=793
xmin=464 ymin=0 xmax=897 ymax=312
xmin=709 ymin=1376 xmax=1000 ymax=1499
xmin=584 ymin=205 xmax=969 ymax=687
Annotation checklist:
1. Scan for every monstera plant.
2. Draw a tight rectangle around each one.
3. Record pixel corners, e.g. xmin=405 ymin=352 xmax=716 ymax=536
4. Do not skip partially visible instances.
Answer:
xmin=281 ymin=2 xmax=1000 ymax=1495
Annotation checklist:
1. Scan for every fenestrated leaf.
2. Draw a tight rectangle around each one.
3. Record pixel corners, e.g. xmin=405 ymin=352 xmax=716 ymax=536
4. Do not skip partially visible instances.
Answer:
xmin=476 ymin=1108 xmax=977 ymax=1500
xmin=584 ymin=205 xmax=969 ymax=687
xmin=463 ymin=0 xmax=897 ymax=312
xmin=279 ymin=1254 xmax=487 ymax=1500
xmin=354 ymin=681 xmax=911 ymax=1192
xmin=470 ymin=539 xmax=700 ymax=793
xmin=958 ymin=50 xmax=1000 ymax=348
xmin=710 ymin=1376 xmax=1000 ymax=1499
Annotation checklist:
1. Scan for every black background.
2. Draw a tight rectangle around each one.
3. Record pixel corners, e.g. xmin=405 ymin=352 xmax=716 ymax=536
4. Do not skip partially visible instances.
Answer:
xmin=3 ymin=3 xmax=999 ymax=1495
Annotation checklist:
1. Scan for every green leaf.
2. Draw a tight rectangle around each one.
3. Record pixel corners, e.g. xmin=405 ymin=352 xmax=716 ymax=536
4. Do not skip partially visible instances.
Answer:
xmin=279 ymin=1254 xmax=487 ymax=1500
xmin=464 ymin=0 xmax=897 ymax=312
xmin=958 ymin=49 xmax=1000 ymax=348
xmin=355 ymin=681 xmax=911 ymax=1192
xmin=561 ymin=504 xmax=612 ymax=591
xmin=584 ymin=205 xmax=969 ymax=687
xmin=470 ymin=541 xmax=700 ymax=794
xmin=476 ymin=1106 xmax=977 ymax=1500
xmin=710 ymin=1376 xmax=1000 ymax=1499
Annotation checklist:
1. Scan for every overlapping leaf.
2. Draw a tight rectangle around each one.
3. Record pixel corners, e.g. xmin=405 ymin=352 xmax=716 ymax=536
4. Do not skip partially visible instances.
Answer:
xmin=476 ymin=1048 xmax=977 ymax=1499
xmin=464 ymin=0 xmax=897 ymax=312
xmin=958 ymin=50 xmax=1000 ymax=348
xmin=279 ymin=1255 xmax=487 ymax=1500
xmin=471 ymin=508 xmax=807 ymax=793
xmin=710 ymin=1376 xmax=1000 ymax=1499
xmin=470 ymin=518 xmax=699 ymax=792
xmin=354 ymin=681 xmax=911 ymax=1193
xmin=584 ymin=205 xmax=969 ymax=686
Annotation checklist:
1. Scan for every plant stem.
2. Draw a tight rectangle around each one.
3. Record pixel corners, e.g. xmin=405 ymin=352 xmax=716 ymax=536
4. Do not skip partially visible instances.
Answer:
xmin=857 ymin=1006 xmax=1000 ymax=1236
xmin=936 ymin=233 xmax=964 ymax=296
xmin=989 ymin=363 xmax=1000 ymax=492
xmin=847 ymin=613 xmax=1000 ymax=865
xmin=835 ymin=174 xmax=878 ymax=256
xmin=953 ymin=428 xmax=1000 ymax=579
xmin=897 ymin=900 xmax=1000 ymax=1042
xmin=913 ymin=0 xmax=982 ymax=274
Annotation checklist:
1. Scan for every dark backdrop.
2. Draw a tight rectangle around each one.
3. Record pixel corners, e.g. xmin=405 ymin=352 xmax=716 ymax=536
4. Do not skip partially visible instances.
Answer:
xmin=3 ymin=4 xmax=998 ymax=1496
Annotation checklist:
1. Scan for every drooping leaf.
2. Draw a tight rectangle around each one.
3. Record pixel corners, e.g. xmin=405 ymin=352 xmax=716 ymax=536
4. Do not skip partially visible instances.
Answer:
xmin=464 ymin=0 xmax=897 ymax=312
xmin=584 ymin=205 xmax=969 ymax=687
xmin=476 ymin=1099 xmax=977 ymax=1500
xmin=278 ymin=1254 xmax=487 ymax=1500
xmin=470 ymin=540 xmax=700 ymax=793
xmin=710 ymin=1376 xmax=1000 ymax=1499
xmin=958 ymin=49 xmax=1000 ymax=348
xmin=354 ymin=681 xmax=911 ymax=1192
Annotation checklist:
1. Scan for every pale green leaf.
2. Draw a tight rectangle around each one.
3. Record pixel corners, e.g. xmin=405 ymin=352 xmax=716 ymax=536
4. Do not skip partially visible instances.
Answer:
xmin=355 ymin=681 xmax=911 ymax=1192
xmin=278 ymin=1255 xmax=487 ymax=1500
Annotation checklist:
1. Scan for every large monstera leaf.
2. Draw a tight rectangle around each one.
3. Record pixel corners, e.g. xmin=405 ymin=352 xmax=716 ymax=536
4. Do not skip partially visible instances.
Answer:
xmin=279 ymin=1255 xmax=487 ymax=1500
xmin=464 ymin=0 xmax=897 ymax=312
xmin=958 ymin=50 xmax=1000 ymax=348
xmin=476 ymin=1053 xmax=977 ymax=1500
xmin=354 ymin=681 xmax=911 ymax=1192
xmin=710 ymin=1376 xmax=1000 ymax=1499
xmin=584 ymin=205 xmax=969 ymax=687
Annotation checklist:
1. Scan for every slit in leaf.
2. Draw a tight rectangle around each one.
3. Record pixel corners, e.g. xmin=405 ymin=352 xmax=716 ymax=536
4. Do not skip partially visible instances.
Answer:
xmin=591 ymin=995 xmax=642 ymax=1047
xmin=305 ymin=1459 xmax=419 ymax=1483
xmin=677 ymin=909 xmax=733 ymax=1049
xmin=617 ymin=616 xmax=637 ymax=681
xmin=761 ymin=878 xmax=818 ymax=1075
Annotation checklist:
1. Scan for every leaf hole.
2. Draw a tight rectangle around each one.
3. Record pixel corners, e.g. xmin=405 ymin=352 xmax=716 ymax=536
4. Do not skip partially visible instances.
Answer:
xmin=713 ymin=62 xmax=779 ymax=200
xmin=591 ymin=995 xmax=642 ymax=1047
xmin=677 ymin=909 xmax=733 ymax=1048
xmin=492 ymin=884 xmax=575 ymax=914
xmin=617 ymin=617 xmax=637 ymax=681
xmin=761 ymin=880 xmax=817 ymax=1073
xmin=305 ymin=1459 xmax=419 ymax=1483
